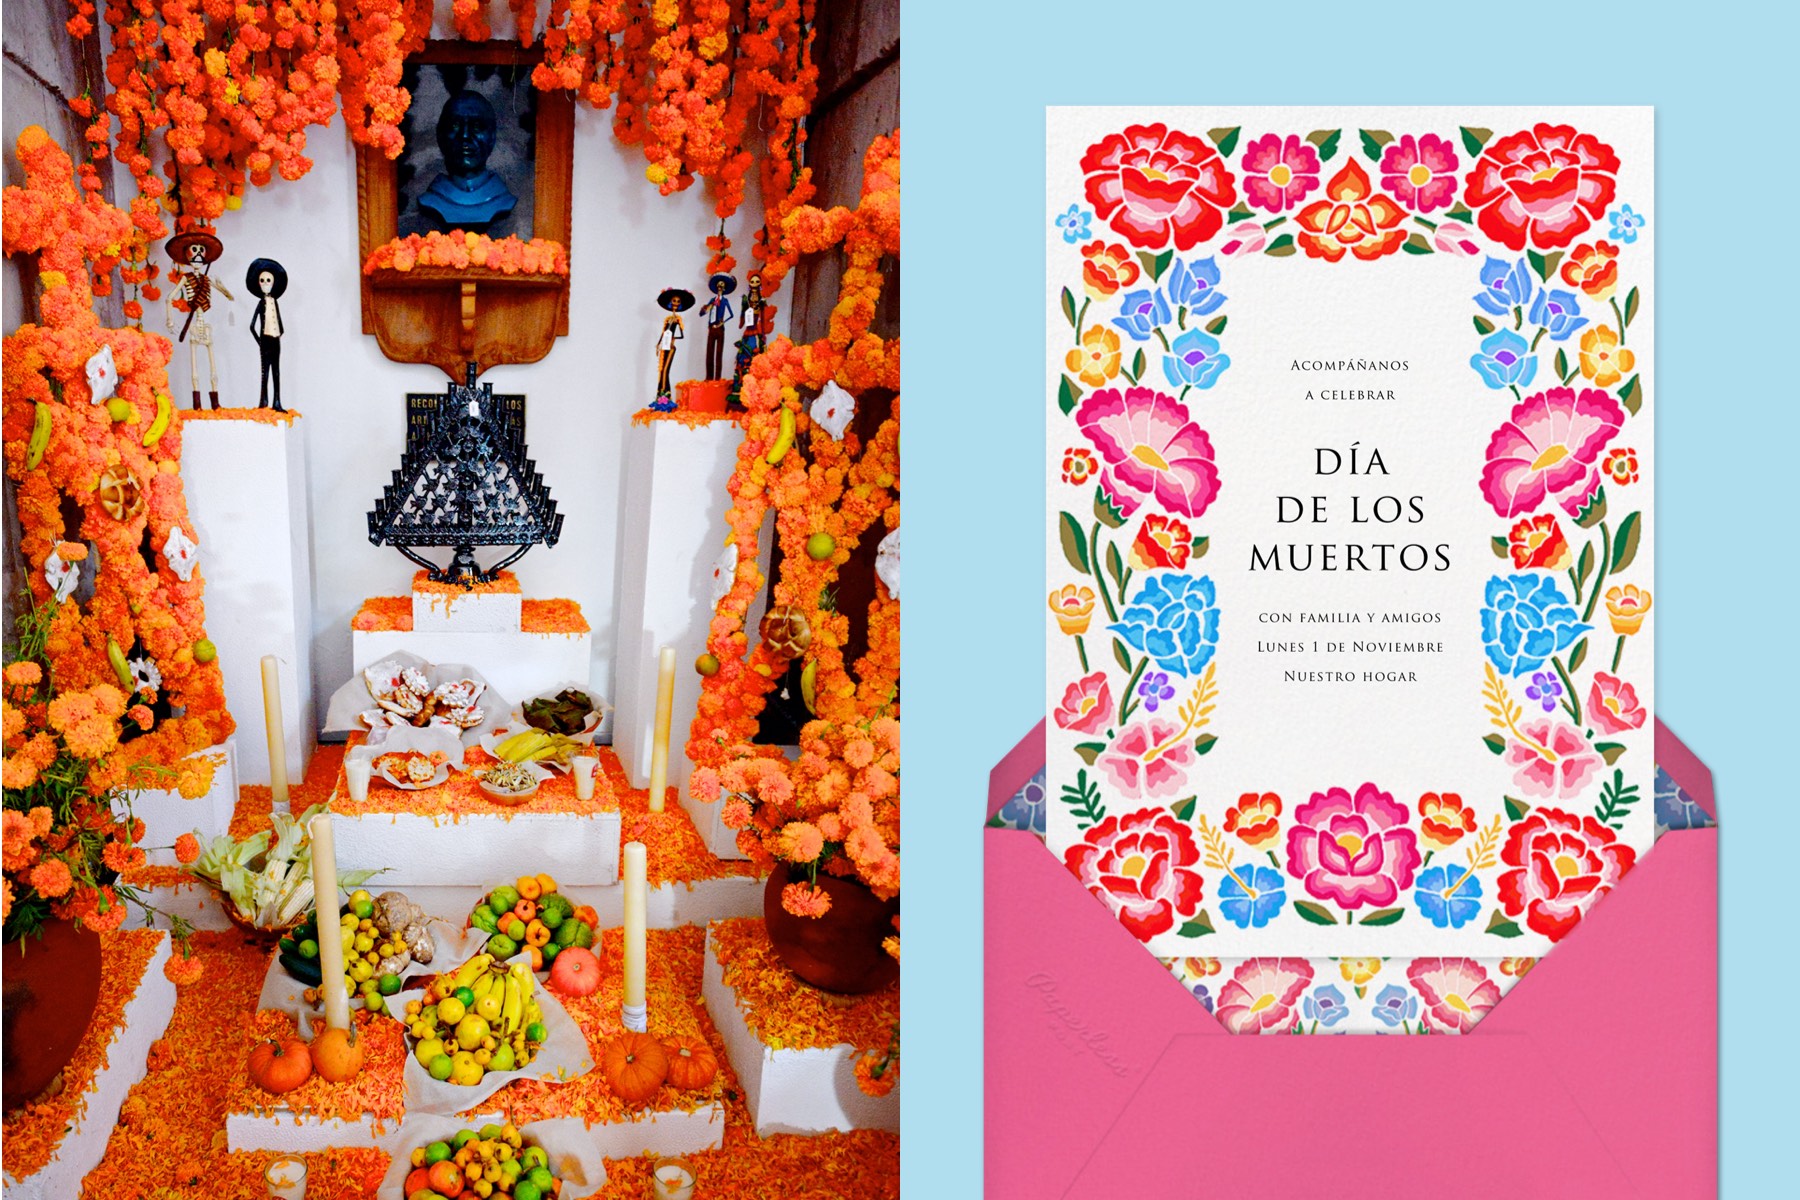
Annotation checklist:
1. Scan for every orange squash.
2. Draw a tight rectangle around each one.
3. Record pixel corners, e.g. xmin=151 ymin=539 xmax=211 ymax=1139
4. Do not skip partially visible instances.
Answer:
xmin=310 ymin=1023 xmax=365 ymax=1083
xmin=663 ymin=1036 xmax=718 ymax=1090
xmin=602 ymin=1031 xmax=669 ymax=1102
xmin=525 ymin=920 xmax=552 ymax=947
xmin=247 ymin=1036 xmax=314 ymax=1094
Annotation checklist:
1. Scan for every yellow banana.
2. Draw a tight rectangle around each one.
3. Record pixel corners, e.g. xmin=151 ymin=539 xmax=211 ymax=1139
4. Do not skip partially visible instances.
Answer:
xmin=26 ymin=402 xmax=52 ymax=468
xmin=446 ymin=953 xmax=493 ymax=993
xmin=106 ymin=635 xmax=132 ymax=689
xmin=800 ymin=659 xmax=818 ymax=712
xmin=764 ymin=406 xmax=796 ymax=464
xmin=472 ymin=971 xmax=495 ymax=1002
xmin=142 ymin=391 xmax=172 ymax=447
xmin=500 ymin=971 xmax=521 ymax=1037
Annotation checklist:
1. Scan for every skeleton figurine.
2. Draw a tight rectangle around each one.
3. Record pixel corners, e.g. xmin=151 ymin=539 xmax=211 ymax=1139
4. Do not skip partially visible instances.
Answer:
xmin=245 ymin=257 xmax=288 ymax=412
xmin=165 ymin=230 xmax=234 ymax=410
xmin=701 ymin=272 xmax=736 ymax=381
xmin=652 ymin=287 xmax=694 ymax=411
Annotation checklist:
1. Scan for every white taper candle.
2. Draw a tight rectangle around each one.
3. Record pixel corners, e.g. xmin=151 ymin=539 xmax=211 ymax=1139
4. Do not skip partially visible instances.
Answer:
xmin=647 ymin=646 xmax=676 ymax=812
xmin=308 ymin=813 xmax=350 ymax=1030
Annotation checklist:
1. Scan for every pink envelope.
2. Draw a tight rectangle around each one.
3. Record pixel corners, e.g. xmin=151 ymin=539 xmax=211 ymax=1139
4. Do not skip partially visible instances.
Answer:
xmin=985 ymin=718 xmax=1717 ymax=1199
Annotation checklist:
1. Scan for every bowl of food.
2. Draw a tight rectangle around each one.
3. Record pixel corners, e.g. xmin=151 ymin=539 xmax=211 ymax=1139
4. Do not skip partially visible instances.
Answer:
xmin=374 ymin=749 xmax=450 ymax=790
xmin=519 ymin=685 xmax=607 ymax=744
xmin=478 ymin=761 xmax=548 ymax=804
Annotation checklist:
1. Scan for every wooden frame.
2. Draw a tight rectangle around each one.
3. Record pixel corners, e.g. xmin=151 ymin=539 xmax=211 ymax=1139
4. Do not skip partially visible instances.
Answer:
xmin=357 ymin=41 xmax=573 ymax=378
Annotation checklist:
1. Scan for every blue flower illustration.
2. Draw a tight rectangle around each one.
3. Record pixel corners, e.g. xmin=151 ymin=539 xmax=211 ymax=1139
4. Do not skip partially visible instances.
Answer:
xmin=1414 ymin=864 xmax=1483 ymax=929
xmin=1218 ymin=864 xmax=1286 ymax=929
xmin=1162 ymin=328 xmax=1231 ymax=390
xmin=1055 ymin=204 xmax=1093 ymax=244
xmin=1608 ymin=204 xmax=1645 ymax=244
xmin=1527 ymin=287 xmax=1588 ymax=341
xmin=1188 ymin=982 xmax=1214 ymax=1014
xmin=1654 ymin=766 xmax=1714 ymax=837
xmin=1481 ymin=574 xmax=1590 ymax=677
xmin=1470 ymin=329 xmax=1538 ymax=390
xmin=1370 ymin=984 xmax=1419 ymax=1029
xmin=1474 ymin=256 xmax=1533 ymax=316
xmin=1111 ymin=573 xmax=1220 ymax=678
xmin=1165 ymin=257 xmax=1226 ymax=316
xmin=1301 ymin=985 xmax=1349 ymax=1028
xmin=1524 ymin=670 xmax=1563 ymax=713
xmin=1137 ymin=670 xmax=1177 ymax=714
xmin=997 ymin=769 xmax=1048 ymax=836
xmin=1112 ymin=287 xmax=1172 ymax=342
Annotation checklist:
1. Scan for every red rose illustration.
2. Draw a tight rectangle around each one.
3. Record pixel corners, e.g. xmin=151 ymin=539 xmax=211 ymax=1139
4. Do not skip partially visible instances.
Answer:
xmin=1064 ymin=807 xmax=1205 ymax=941
xmin=1463 ymin=123 xmax=1620 ymax=251
xmin=1081 ymin=125 xmax=1237 ymax=251
xmin=1497 ymin=807 xmax=1636 ymax=942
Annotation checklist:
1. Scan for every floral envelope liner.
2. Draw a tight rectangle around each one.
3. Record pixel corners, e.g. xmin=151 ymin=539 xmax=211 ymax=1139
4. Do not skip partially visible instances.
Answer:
xmin=994 ymin=762 xmax=1708 ymax=1034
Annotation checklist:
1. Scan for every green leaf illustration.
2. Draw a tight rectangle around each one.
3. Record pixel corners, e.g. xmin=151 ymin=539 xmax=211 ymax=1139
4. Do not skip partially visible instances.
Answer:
xmin=1061 ymin=286 xmax=1079 ymax=329
xmin=1105 ymin=540 xmax=1127 ymax=595
xmin=1610 ymin=511 xmax=1642 ymax=573
xmin=1490 ymin=535 xmax=1509 ymax=559
xmin=1623 ymin=285 xmax=1640 ymax=327
xmin=1446 ymin=206 xmax=1474 ymax=223
xmin=1618 ymin=374 xmax=1641 ymax=415
xmin=1208 ymin=127 xmax=1241 ymax=156
xmin=1594 ymin=767 xmax=1641 ymax=830
xmin=1567 ymin=637 xmax=1588 ymax=674
xmin=1483 ymin=734 xmax=1507 ymax=755
xmin=1474 ymin=315 xmax=1496 ymax=335
xmin=1595 ymin=741 xmax=1627 ymax=765
xmin=1094 ymin=488 xmax=1127 ymax=529
xmin=1205 ymin=314 xmax=1227 ymax=335
xmin=1504 ymin=795 xmax=1531 ymax=821
xmin=1057 ymin=374 xmax=1081 ymax=416
xmin=1113 ymin=637 xmax=1133 ymax=674
xmin=1171 ymin=796 xmax=1197 ymax=822
xmin=1485 ymin=911 xmax=1524 ymax=938
xmin=1554 ymin=347 xmax=1570 ymax=382
xmin=1265 ymin=233 xmax=1296 ymax=258
xmin=1575 ymin=542 xmax=1594 ymax=592
xmin=1060 ymin=768 xmax=1107 ymax=829
xmin=1135 ymin=249 xmax=1173 ymax=284
xmin=1227 ymin=206 xmax=1254 ymax=223
xmin=1132 ymin=347 xmax=1147 ymax=380
xmin=1460 ymin=126 xmax=1493 ymax=157
xmin=1073 ymin=742 xmax=1104 ymax=766
xmin=1190 ymin=535 xmax=1209 ymax=560
xmin=1359 ymin=129 xmax=1394 ymax=159
xmin=1192 ymin=733 xmax=1217 ymax=756
xmin=1059 ymin=512 xmax=1090 ymax=575
xmin=1294 ymin=901 xmax=1338 ymax=926
xmin=1306 ymin=129 xmax=1342 ymax=160
xmin=1178 ymin=911 xmax=1215 ymax=938
xmin=1402 ymin=233 xmax=1433 ymax=255
xmin=1359 ymin=907 xmax=1405 ymax=927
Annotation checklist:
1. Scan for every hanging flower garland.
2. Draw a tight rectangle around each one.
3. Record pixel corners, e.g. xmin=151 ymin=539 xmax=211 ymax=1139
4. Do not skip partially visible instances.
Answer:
xmin=1 ymin=127 xmax=234 ymax=795
xmin=687 ymin=132 xmax=900 ymax=925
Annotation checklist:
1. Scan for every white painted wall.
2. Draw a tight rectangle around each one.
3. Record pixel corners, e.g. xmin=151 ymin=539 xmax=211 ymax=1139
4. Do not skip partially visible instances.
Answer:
xmin=114 ymin=10 xmax=774 ymax=733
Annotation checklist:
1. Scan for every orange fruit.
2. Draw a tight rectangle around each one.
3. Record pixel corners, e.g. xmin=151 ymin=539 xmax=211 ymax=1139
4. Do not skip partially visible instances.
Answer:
xmin=528 ymin=945 xmax=544 ymax=972
xmin=515 ymin=876 xmax=542 ymax=901
xmin=535 ymin=873 xmax=557 ymax=896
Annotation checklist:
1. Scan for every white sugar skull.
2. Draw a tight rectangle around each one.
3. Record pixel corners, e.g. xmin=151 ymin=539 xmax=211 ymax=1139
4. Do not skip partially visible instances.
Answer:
xmin=128 ymin=653 xmax=162 ymax=698
xmin=809 ymin=381 xmax=856 ymax=441
xmin=45 ymin=548 xmax=79 ymax=601
xmin=85 ymin=343 xmax=118 ymax=404
xmin=709 ymin=541 xmax=739 ymax=610
xmin=875 ymin=526 xmax=899 ymax=599
xmin=162 ymin=525 xmax=200 ymax=582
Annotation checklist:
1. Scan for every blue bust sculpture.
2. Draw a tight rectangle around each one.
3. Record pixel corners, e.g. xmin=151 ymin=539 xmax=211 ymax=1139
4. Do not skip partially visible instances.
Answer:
xmin=418 ymin=90 xmax=517 ymax=232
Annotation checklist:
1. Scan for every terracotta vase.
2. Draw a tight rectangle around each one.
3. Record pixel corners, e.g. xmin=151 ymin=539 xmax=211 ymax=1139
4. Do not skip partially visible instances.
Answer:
xmin=2 ymin=921 xmax=106 ymax=1111
xmin=678 ymin=378 xmax=732 ymax=413
xmin=763 ymin=864 xmax=898 ymax=994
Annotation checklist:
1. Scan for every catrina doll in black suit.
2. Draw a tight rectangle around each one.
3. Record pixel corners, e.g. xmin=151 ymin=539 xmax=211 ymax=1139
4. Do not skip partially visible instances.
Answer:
xmin=245 ymin=257 xmax=288 ymax=412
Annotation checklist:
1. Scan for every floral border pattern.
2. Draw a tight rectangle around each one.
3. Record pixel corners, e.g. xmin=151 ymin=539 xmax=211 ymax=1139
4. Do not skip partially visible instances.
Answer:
xmin=1048 ymin=117 xmax=1654 ymax=997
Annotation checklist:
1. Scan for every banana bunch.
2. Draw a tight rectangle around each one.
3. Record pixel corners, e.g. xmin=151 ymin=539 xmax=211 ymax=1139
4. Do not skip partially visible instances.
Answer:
xmin=492 ymin=728 xmax=577 ymax=767
xmin=496 ymin=961 xmax=545 ymax=1062
xmin=426 ymin=952 xmax=494 ymax=1004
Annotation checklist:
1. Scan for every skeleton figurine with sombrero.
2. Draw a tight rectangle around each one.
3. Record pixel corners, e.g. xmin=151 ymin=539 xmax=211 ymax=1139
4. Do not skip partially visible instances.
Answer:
xmin=701 ymin=272 xmax=736 ymax=381
xmin=165 ymin=229 xmax=234 ymax=410
xmin=651 ymin=286 xmax=694 ymax=412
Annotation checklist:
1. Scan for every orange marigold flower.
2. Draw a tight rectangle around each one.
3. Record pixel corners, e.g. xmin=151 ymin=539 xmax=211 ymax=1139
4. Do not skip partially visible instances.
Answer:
xmin=163 ymin=951 xmax=204 ymax=986
xmin=775 ymin=820 xmax=825 ymax=864
xmin=29 ymin=857 xmax=74 ymax=898
xmin=853 ymin=1050 xmax=897 ymax=1096
xmin=4 ymin=661 xmax=43 ymax=688
xmin=46 ymin=692 xmax=98 ymax=731
xmin=1 ymin=879 xmax=11 ymax=920
xmin=52 ymin=540 xmax=87 ymax=562
xmin=2 ymin=810 xmax=39 ymax=871
xmin=174 ymin=832 xmax=201 ymax=864
xmin=82 ymin=895 xmax=127 ymax=932
xmin=780 ymin=881 xmax=832 ymax=918
xmin=128 ymin=703 xmax=154 ymax=729
xmin=843 ymin=737 xmax=877 ymax=770
xmin=102 ymin=839 xmax=145 ymax=873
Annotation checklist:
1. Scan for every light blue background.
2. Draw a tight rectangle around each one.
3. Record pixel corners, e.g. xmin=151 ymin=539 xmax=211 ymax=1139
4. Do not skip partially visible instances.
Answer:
xmin=902 ymin=2 xmax=1798 ymax=1195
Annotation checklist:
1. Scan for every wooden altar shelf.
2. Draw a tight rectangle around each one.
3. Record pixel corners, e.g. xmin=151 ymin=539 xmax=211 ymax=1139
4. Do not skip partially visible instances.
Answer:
xmin=228 ymin=928 xmax=726 ymax=1159
xmin=702 ymin=920 xmax=900 ymax=1137
xmin=1 ymin=931 xmax=177 ymax=1200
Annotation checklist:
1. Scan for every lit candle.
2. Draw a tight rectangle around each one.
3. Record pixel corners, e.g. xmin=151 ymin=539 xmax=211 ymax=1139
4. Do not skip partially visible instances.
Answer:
xmin=308 ymin=813 xmax=350 ymax=1030
xmin=651 ymin=1157 xmax=696 ymax=1200
xmin=647 ymin=645 xmax=676 ymax=812
xmin=264 ymin=1154 xmax=307 ymax=1200
xmin=261 ymin=655 xmax=290 ymax=808
xmin=572 ymin=754 xmax=598 ymax=801
xmin=622 ymin=840 xmax=647 ymax=1032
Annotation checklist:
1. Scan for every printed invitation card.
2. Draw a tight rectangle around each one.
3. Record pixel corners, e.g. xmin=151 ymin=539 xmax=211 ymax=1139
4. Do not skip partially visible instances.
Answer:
xmin=1044 ymin=107 xmax=1656 ymax=1030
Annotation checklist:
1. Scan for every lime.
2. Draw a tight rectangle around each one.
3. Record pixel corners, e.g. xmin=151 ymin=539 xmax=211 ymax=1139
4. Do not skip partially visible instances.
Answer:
xmin=539 ymin=906 xmax=564 ymax=930
xmin=479 ymin=1123 xmax=505 ymax=1141
xmin=538 ymin=941 xmax=560 ymax=966
xmin=525 ymin=1021 xmax=546 ymax=1043
xmin=527 ymin=1166 xmax=555 ymax=1190
xmin=424 ymin=1140 xmax=452 ymax=1165
xmin=806 ymin=531 xmax=836 ymax=560
xmin=349 ymin=889 xmax=372 ymax=906
xmin=521 ymin=1146 xmax=548 ymax=1171
xmin=490 ymin=885 xmax=520 ymax=913
xmin=378 ymin=973 xmax=402 ymax=996
xmin=353 ymin=898 xmax=375 ymax=920
xmin=452 ymin=1129 xmax=478 ymax=1150
xmin=427 ymin=1054 xmax=454 ymax=1081
xmin=514 ymin=1181 xmax=542 ymax=1200
xmin=106 ymin=398 xmax=133 ymax=423
xmin=487 ymin=934 xmax=517 ymax=959
xmin=297 ymin=938 xmax=318 ymax=959
xmin=695 ymin=653 xmax=720 ymax=676
xmin=363 ymin=992 xmax=387 ymax=1016
xmin=454 ymin=986 xmax=476 ymax=1008
xmin=192 ymin=638 xmax=217 ymax=664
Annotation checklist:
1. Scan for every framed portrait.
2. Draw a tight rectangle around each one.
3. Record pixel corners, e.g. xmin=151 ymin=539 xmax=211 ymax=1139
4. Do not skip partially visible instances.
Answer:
xmin=357 ymin=41 xmax=574 ymax=377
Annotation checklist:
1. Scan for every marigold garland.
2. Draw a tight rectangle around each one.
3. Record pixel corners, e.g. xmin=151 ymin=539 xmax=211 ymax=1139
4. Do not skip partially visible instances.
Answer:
xmin=361 ymin=231 xmax=572 ymax=276
xmin=685 ymin=133 xmax=900 ymax=924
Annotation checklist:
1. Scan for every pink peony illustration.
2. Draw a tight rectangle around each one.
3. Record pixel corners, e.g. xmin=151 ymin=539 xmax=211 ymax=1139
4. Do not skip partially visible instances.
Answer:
xmin=1097 ymin=716 xmax=1196 ymax=800
xmin=1215 ymin=958 xmax=1314 ymax=1034
xmin=1054 ymin=671 xmax=1114 ymax=735
xmin=1284 ymin=782 xmax=1422 ymax=910
xmin=1407 ymin=958 xmax=1501 ymax=1033
xmin=1480 ymin=386 xmax=1625 ymax=519
xmin=1587 ymin=672 xmax=1647 ymax=734
xmin=1506 ymin=718 xmax=1606 ymax=799
xmin=1075 ymin=386 xmax=1221 ymax=519
xmin=1063 ymin=807 xmax=1206 ymax=941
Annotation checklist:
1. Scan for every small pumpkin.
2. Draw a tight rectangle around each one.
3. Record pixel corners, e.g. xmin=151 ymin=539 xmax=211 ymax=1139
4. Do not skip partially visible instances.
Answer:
xmin=310 ymin=1023 xmax=365 ymax=1084
xmin=663 ymin=1036 xmax=718 ymax=1090
xmin=602 ymin=1031 xmax=669 ymax=1103
xmin=247 ymin=1036 xmax=314 ymax=1094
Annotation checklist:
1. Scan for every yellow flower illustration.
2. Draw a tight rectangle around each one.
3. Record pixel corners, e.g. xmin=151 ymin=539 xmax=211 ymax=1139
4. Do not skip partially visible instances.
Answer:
xmin=1048 ymin=584 xmax=1096 ymax=635
xmin=1339 ymin=957 xmax=1382 ymax=986
xmin=1604 ymin=584 xmax=1652 ymax=635
xmin=1578 ymin=325 xmax=1635 ymax=388
xmin=1065 ymin=324 xmax=1122 ymax=388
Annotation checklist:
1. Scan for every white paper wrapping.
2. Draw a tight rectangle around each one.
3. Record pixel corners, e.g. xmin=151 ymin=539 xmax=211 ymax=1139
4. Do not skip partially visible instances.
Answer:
xmin=321 ymin=651 xmax=510 ymax=747
xmin=375 ymin=1113 xmax=607 ymax=1198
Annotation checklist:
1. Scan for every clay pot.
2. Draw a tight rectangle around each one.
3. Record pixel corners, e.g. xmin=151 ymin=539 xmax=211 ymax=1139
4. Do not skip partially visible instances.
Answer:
xmin=763 ymin=864 xmax=898 ymax=995
xmin=679 ymin=379 xmax=732 ymax=414
xmin=2 ymin=921 xmax=106 ymax=1111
